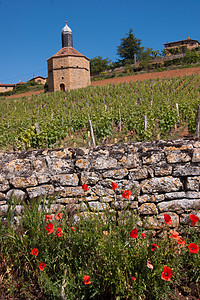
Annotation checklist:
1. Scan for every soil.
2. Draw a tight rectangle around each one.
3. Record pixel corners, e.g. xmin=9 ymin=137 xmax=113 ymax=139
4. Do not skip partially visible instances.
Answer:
xmin=4 ymin=66 xmax=200 ymax=100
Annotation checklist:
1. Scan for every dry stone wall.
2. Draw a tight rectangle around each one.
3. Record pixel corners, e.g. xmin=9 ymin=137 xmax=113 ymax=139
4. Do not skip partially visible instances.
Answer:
xmin=1 ymin=139 xmax=200 ymax=228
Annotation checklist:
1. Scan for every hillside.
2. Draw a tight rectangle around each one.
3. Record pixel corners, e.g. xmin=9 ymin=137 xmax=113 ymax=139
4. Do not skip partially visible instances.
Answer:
xmin=1 ymin=69 xmax=200 ymax=152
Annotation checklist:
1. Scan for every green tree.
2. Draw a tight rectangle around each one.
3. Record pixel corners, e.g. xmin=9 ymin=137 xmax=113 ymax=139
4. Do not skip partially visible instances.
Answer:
xmin=90 ymin=56 xmax=111 ymax=76
xmin=117 ymin=28 xmax=142 ymax=62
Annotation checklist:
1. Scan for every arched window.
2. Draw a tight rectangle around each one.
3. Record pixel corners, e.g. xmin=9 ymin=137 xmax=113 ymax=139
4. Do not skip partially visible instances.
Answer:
xmin=60 ymin=83 xmax=65 ymax=92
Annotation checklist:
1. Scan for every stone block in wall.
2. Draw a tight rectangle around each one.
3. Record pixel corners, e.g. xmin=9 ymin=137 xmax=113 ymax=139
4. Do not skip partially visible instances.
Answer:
xmin=157 ymin=199 xmax=200 ymax=214
xmin=142 ymin=152 xmax=165 ymax=165
xmin=141 ymin=177 xmax=183 ymax=194
xmin=111 ymin=201 xmax=130 ymax=210
xmin=92 ymin=185 xmax=115 ymax=197
xmin=88 ymin=201 xmax=110 ymax=211
xmin=0 ymin=192 xmax=6 ymax=200
xmin=154 ymin=164 xmax=172 ymax=176
xmin=166 ymin=151 xmax=191 ymax=163
xmin=37 ymin=174 xmax=51 ymax=185
xmin=103 ymin=169 xmax=128 ymax=179
xmin=186 ymin=177 xmax=200 ymax=191
xmin=6 ymin=189 xmax=26 ymax=201
xmin=138 ymin=194 xmax=165 ymax=204
xmin=9 ymin=175 xmax=38 ymax=188
xmin=118 ymin=154 xmax=140 ymax=168
xmin=138 ymin=203 xmax=158 ymax=215
xmin=46 ymin=157 xmax=73 ymax=174
xmin=75 ymin=158 xmax=90 ymax=170
xmin=173 ymin=166 xmax=200 ymax=176
xmin=129 ymin=168 xmax=148 ymax=180
xmin=27 ymin=184 xmax=54 ymax=200
xmin=51 ymin=173 xmax=79 ymax=186
xmin=180 ymin=212 xmax=200 ymax=225
xmin=3 ymin=159 xmax=32 ymax=179
xmin=186 ymin=191 xmax=200 ymax=198
xmin=56 ymin=186 xmax=88 ymax=198
xmin=164 ymin=191 xmax=186 ymax=200
xmin=0 ymin=204 xmax=8 ymax=216
xmin=48 ymin=148 xmax=73 ymax=159
xmin=81 ymin=171 xmax=100 ymax=185
xmin=100 ymin=196 xmax=114 ymax=203
xmin=143 ymin=212 xmax=179 ymax=229
xmin=32 ymin=158 xmax=48 ymax=173
xmin=192 ymin=149 xmax=200 ymax=162
xmin=91 ymin=156 xmax=117 ymax=170
xmin=0 ymin=175 xmax=10 ymax=192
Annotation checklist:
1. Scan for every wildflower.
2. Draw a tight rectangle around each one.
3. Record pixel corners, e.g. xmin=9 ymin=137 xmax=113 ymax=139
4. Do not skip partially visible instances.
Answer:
xmin=55 ymin=213 xmax=62 ymax=220
xmin=142 ymin=233 xmax=146 ymax=238
xmin=39 ymin=262 xmax=45 ymax=271
xmin=161 ymin=266 xmax=173 ymax=281
xmin=71 ymin=227 xmax=77 ymax=231
xmin=189 ymin=214 xmax=199 ymax=226
xmin=30 ymin=248 xmax=39 ymax=256
xmin=56 ymin=227 xmax=62 ymax=237
xmin=164 ymin=214 xmax=172 ymax=225
xmin=83 ymin=275 xmax=91 ymax=285
xmin=169 ymin=230 xmax=179 ymax=240
xmin=188 ymin=243 xmax=199 ymax=254
xmin=82 ymin=184 xmax=89 ymax=191
xmin=45 ymin=222 xmax=54 ymax=234
xmin=122 ymin=190 xmax=131 ymax=199
xmin=111 ymin=181 xmax=118 ymax=190
xmin=151 ymin=244 xmax=159 ymax=251
xmin=130 ymin=228 xmax=138 ymax=239
xmin=131 ymin=276 xmax=136 ymax=282
xmin=45 ymin=215 xmax=53 ymax=221
xmin=176 ymin=236 xmax=185 ymax=247
xmin=147 ymin=260 xmax=153 ymax=270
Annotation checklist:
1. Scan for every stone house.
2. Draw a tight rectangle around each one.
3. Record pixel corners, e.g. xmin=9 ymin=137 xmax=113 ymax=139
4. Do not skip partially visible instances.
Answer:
xmin=30 ymin=76 xmax=47 ymax=85
xmin=47 ymin=21 xmax=91 ymax=92
xmin=164 ymin=37 xmax=200 ymax=56
xmin=0 ymin=83 xmax=15 ymax=93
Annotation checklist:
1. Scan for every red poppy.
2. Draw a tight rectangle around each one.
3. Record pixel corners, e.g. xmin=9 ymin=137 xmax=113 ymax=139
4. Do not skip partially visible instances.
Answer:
xmin=39 ymin=262 xmax=45 ymax=271
xmin=161 ymin=266 xmax=173 ymax=281
xmin=151 ymin=244 xmax=159 ymax=251
xmin=30 ymin=248 xmax=39 ymax=256
xmin=142 ymin=233 xmax=146 ymax=238
xmin=131 ymin=276 xmax=136 ymax=282
xmin=176 ymin=236 xmax=185 ymax=247
xmin=189 ymin=214 xmax=199 ymax=226
xmin=169 ymin=230 xmax=179 ymax=240
xmin=188 ymin=243 xmax=199 ymax=254
xmin=55 ymin=213 xmax=62 ymax=220
xmin=56 ymin=227 xmax=62 ymax=237
xmin=45 ymin=222 xmax=54 ymax=234
xmin=83 ymin=275 xmax=91 ymax=285
xmin=122 ymin=190 xmax=131 ymax=199
xmin=82 ymin=184 xmax=89 ymax=191
xmin=71 ymin=227 xmax=77 ymax=231
xmin=130 ymin=228 xmax=138 ymax=239
xmin=164 ymin=214 xmax=172 ymax=225
xmin=45 ymin=215 xmax=53 ymax=221
xmin=111 ymin=181 xmax=118 ymax=190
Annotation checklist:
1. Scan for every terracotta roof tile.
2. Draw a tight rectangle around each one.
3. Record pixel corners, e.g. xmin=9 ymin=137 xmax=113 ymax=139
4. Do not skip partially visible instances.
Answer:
xmin=48 ymin=47 xmax=89 ymax=60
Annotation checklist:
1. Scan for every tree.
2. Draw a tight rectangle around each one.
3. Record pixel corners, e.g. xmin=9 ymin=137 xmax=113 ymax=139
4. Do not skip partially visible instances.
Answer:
xmin=90 ymin=56 xmax=111 ymax=76
xmin=117 ymin=28 xmax=142 ymax=62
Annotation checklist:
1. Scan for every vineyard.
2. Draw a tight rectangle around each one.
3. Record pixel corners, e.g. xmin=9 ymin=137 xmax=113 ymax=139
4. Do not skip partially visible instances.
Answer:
xmin=0 ymin=73 xmax=200 ymax=151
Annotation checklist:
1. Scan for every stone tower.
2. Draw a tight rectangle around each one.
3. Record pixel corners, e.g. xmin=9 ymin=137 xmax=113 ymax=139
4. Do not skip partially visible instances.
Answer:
xmin=47 ymin=21 xmax=91 ymax=92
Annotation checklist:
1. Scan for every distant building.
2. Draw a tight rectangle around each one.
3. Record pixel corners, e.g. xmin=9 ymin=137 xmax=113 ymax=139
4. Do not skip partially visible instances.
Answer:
xmin=164 ymin=37 xmax=200 ymax=56
xmin=47 ymin=21 xmax=90 ymax=92
xmin=0 ymin=83 xmax=15 ymax=93
xmin=30 ymin=76 xmax=47 ymax=84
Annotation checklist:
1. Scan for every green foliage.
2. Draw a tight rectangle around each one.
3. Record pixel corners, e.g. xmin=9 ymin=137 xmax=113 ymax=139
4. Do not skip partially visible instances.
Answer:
xmin=90 ymin=56 xmax=111 ymax=76
xmin=117 ymin=28 xmax=142 ymax=62
xmin=1 ymin=195 xmax=200 ymax=299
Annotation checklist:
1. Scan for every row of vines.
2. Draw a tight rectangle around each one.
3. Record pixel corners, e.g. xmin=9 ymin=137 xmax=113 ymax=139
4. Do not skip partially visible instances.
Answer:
xmin=0 ymin=74 xmax=200 ymax=150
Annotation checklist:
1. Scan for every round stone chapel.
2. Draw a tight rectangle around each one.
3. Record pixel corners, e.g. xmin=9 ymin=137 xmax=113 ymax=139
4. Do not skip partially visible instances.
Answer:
xmin=47 ymin=21 xmax=91 ymax=92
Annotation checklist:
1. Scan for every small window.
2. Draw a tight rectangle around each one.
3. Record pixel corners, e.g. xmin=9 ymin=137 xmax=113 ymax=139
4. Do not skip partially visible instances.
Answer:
xmin=60 ymin=83 xmax=65 ymax=92
xmin=61 ymin=66 xmax=64 ymax=68
xmin=62 ymin=77 xmax=64 ymax=79
xmin=5 ymin=87 xmax=7 ymax=89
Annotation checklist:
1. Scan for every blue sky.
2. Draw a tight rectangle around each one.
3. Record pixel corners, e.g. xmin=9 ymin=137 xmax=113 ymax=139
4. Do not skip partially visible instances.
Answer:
xmin=0 ymin=0 xmax=200 ymax=84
